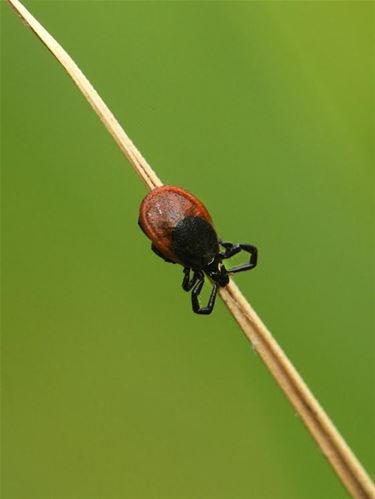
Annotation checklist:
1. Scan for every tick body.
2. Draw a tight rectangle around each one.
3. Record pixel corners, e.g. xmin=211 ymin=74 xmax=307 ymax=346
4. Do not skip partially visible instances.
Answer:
xmin=139 ymin=185 xmax=257 ymax=315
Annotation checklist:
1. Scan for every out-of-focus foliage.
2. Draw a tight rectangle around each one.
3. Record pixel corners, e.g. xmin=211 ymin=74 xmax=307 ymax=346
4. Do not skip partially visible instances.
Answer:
xmin=2 ymin=2 xmax=374 ymax=498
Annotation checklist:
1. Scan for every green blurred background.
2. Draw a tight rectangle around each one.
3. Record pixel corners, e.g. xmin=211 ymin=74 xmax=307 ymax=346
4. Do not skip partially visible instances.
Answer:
xmin=1 ymin=1 xmax=374 ymax=498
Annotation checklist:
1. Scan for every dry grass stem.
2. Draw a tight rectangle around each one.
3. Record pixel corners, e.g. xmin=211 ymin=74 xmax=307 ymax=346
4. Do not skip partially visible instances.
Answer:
xmin=6 ymin=1 xmax=375 ymax=498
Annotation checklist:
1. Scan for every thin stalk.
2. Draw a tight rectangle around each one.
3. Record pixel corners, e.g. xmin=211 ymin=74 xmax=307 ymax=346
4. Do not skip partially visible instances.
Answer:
xmin=6 ymin=1 xmax=375 ymax=498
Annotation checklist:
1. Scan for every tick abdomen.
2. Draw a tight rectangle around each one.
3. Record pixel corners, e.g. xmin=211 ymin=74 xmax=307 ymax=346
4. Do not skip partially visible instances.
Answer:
xmin=139 ymin=185 xmax=214 ymax=263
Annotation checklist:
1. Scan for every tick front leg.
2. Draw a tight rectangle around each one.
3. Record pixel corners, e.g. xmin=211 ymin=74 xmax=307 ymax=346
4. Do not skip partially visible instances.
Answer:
xmin=220 ymin=241 xmax=258 ymax=274
xmin=191 ymin=273 xmax=218 ymax=315
xmin=182 ymin=267 xmax=199 ymax=291
xmin=219 ymin=241 xmax=242 ymax=259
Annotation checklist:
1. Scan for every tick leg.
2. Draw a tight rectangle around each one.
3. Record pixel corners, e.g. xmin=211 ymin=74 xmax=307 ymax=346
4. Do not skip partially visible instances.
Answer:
xmin=219 ymin=241 xmax=242 ymax=259
xmin=182 ymin=267 xmax=199 ymax=291
xmin=220 ymin=241 xmax=258 ymax=274
xmin=191 ymin=273 xmax=218 ymax=315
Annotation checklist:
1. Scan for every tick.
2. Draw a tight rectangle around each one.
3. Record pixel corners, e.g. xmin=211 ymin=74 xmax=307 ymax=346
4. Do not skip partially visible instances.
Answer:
xmin=138 ymin=185 xmax=258 ymax=315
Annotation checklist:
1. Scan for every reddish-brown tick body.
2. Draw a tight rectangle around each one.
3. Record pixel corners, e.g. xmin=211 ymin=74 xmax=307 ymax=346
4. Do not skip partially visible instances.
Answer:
xmin=139 ymin=186 xmax=216 ymax=266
